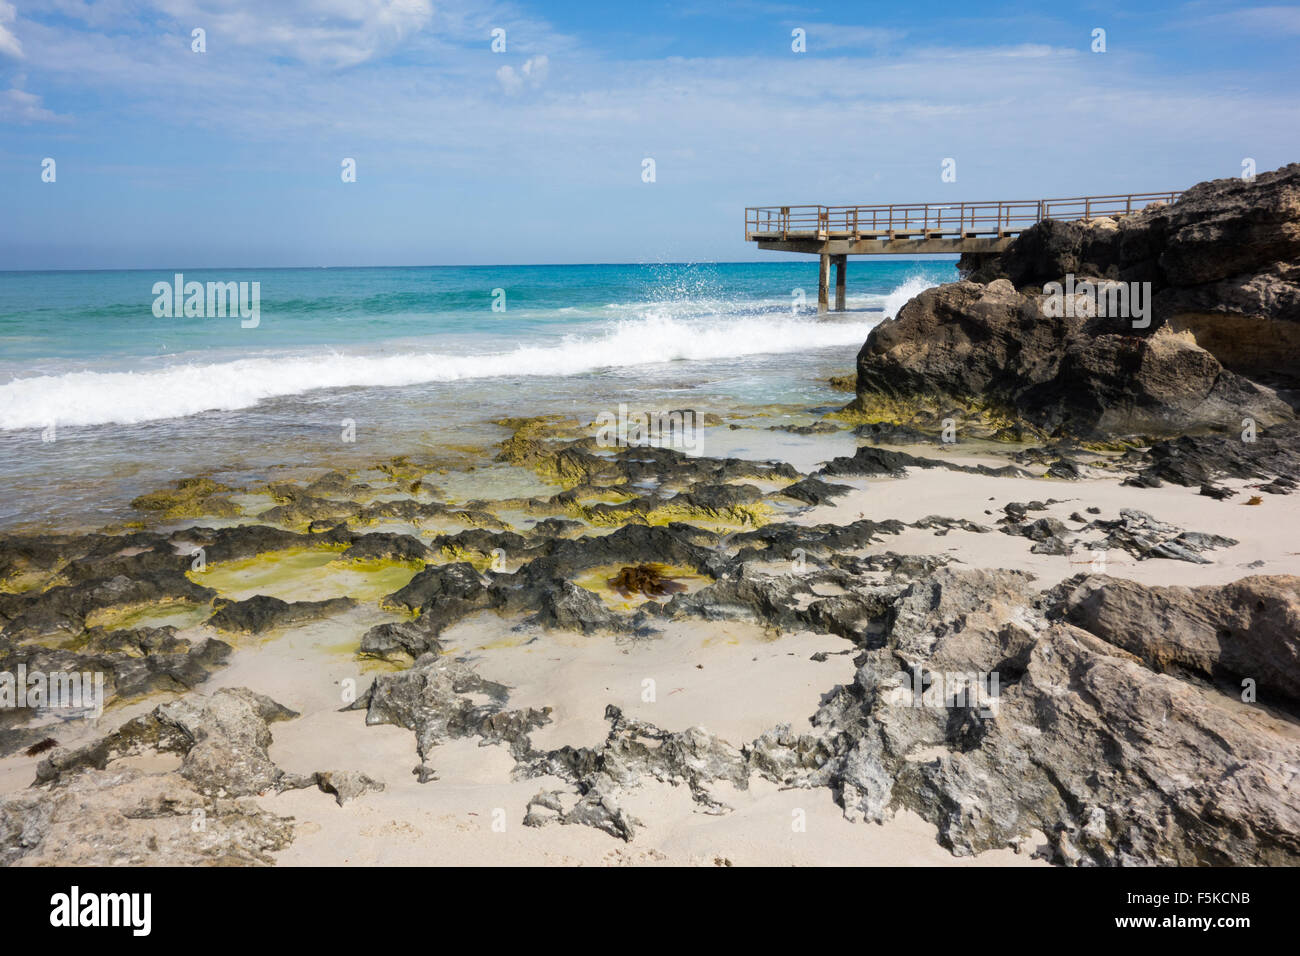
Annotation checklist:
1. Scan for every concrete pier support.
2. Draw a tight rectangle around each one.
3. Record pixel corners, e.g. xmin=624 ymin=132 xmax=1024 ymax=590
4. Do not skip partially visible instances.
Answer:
xmin=818 ymin=253 xmax=830 ymax=313
xmin=834 ymin=255 xmax=846 ymax=311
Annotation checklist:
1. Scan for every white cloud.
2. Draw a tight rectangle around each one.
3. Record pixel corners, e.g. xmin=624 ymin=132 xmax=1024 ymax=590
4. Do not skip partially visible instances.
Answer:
xmin=57 ymin=0 xmax=437 ymax=68
xmin=801 ymin=24 xmax=905 ymax=51
xmin=3 ymin=2 xmax=1297 ymax=208
xmin=0 ymin=87 xmax=63 ymax=121
xmin=0 ymin=0 xmax=23 ymax=58
xmin=497 ymin=54 xmax=548 ymax=94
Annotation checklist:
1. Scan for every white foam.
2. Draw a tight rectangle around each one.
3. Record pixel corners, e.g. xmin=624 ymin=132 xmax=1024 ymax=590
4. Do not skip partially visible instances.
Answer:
xmin=2 ymin=275 xmax=942 ymax=431
xmin=0 ymin=311 xmax=878 ymax=430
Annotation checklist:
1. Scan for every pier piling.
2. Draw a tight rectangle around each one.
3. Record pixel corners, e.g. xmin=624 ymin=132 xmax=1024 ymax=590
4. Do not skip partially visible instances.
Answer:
xmin=818 ymin=254 xmax=830 ymax=313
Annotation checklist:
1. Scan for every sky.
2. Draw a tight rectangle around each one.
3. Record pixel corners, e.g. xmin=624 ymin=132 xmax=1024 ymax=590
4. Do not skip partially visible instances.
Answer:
xmin=0 ymin=0 xmax=1297 ymax=269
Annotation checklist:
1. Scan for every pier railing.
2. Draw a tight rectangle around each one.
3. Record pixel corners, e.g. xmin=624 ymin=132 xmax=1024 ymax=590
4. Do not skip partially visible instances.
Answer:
xmin=744 ymin=191 xmax=1183 ymax=240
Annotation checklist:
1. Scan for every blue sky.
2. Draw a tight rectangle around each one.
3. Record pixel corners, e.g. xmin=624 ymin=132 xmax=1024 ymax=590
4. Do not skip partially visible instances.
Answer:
xmin=1 ymin=0 xmax=1297 ymax=269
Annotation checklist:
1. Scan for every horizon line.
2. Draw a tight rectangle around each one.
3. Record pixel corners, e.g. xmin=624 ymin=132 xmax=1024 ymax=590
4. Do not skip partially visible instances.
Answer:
xmin=0 ymin=255 xmax=959 ymax=275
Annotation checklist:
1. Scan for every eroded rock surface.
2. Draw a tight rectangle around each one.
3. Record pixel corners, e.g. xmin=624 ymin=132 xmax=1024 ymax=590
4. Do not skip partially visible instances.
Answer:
xmin=773 ymin=569 xmax=1300 ymax=865
xmin=3 ymin=687 xmax=383 ymax=865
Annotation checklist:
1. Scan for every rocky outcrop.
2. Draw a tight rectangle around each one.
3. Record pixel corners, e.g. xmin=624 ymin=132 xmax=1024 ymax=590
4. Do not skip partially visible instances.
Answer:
xmin=0 ymin=767 xmax=295 ymax=866
xmin=961 ymin=163 xmax=1300 ymax=380
xmin=349 ymin=657 xmax=552 ymax=783
xmin=817 ymin=436 xmax=1026 ymax=478
xmin=997 ymin=507 xmax=1238 ymax=564
xmin=851 ymin=278 xmax=1290 ymax=439
xmin=1117 ymin=419 xmax=1300 ymax=490
xmin=496 ymin=561 xmax=1300 ymax=865
xmin=522 ymin=705 xmax=753 ymax=840
xmin=800 ymin=569 xmax=1300 ymax=864
xmin=2 ymin=687 xmax=384 ymax=865
xmin=6 ymin=422 xmax=1297 ymax=867
xmin=0 ymin=630 xmax=231 ymax=752
xmin=1052 ymin=574 xmax=1300 ymax=703
xmin=853 ymin=165 xmax=1300 ymax=439
xmin=207 ymin=595 xmax=358 ymax=634
xmin=35 ymin=687 xmax=300 ymax=796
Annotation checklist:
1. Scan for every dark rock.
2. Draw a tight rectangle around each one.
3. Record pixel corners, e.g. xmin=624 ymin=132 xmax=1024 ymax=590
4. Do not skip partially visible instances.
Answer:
xmin=339 ymin=533 xmax=430 ymax=562
xmin=207 ymin=595 xmax=357 ymax=634
xmin=1119 ymin=421 xmax=1300 ymax=491
xmin=1078 ymin=509 xmax=1237 ymax=563
xmin=384 ymin=562 xmax=488 ymax=615
xmin=1046 ymin=459 xmax=1083 ymax=480
xmin=358 ymin=621 xmax=444 ymax=660
xmin=818 ymin=443 xmax=1025 ymax=480
xmin=1199 ymin=482 xmax=1237 ymax=500
xmin=778 ymin=476 xmax=853 ymax=505
xmin=851 ymin=279 xmax=1290 ymax=440
xmin=768 ymin=421 xmax=839 ymax=435
xmin=851 ymin=422 xmax=933 ymax=444
xmin=962 ymin=164 xmax=1300 ymax=380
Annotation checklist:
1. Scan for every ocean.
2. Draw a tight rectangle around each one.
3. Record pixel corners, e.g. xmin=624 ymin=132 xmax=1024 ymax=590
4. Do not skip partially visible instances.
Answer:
xmin=0 ymin=260 xmax=955 ymax=531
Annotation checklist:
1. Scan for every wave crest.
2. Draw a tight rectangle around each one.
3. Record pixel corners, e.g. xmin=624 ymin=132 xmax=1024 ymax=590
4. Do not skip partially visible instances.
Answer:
xmin=0 ymin=312 xmax=880 ymax=430
xmin=2 ymin=277 xmax=941 ymax=431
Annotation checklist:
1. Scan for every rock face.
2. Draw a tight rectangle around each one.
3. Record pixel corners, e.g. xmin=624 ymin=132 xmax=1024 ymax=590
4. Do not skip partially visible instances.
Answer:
xmin=961 ymin=163 xmax=1300 ymax=380
xmin=801 ymin=569 xmax=1300 ymax=865
xmin=853 ymin=164 xmax=1300 ymax=438
xmin=1053 ymin=574 xmax=1300 ymax=704
xmin=852 ymin=278 xmax=1290 ymax=439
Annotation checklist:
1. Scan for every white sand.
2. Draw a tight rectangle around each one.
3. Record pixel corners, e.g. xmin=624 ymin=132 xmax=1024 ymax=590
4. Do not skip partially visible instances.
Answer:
xmin=216 ymin=612 xmax=1043 ymax=866
xmin=801 ymin=468 xmax=1299 ymax=588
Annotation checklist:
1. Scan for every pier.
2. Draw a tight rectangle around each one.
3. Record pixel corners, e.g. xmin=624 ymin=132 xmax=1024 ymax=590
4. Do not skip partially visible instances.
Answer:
xmin=745 ymin=191 xmax=1182 ymax=312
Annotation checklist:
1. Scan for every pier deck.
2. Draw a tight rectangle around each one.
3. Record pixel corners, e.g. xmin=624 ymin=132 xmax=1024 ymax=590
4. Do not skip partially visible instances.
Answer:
xmin=745 ymin=191 xmax=1182 ymax=311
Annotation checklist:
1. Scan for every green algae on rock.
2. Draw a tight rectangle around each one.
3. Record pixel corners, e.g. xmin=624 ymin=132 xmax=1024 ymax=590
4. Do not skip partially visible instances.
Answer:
xmin=131 ymin=476 xmax=241 ymax=520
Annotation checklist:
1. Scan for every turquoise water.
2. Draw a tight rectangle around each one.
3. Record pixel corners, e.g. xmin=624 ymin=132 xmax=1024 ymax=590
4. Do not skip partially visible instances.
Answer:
xmin=0 ymin=260 xmax=956 ymax=528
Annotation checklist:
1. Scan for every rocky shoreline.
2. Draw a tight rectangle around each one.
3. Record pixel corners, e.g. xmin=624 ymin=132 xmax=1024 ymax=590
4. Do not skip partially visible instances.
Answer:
xmin=3 ymin=167 xmax=1298 ymax=867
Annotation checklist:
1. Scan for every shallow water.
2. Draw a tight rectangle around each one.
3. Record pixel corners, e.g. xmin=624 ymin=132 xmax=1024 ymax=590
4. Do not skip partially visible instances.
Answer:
xmin=0 ymin=261 xmax=956 ymax=531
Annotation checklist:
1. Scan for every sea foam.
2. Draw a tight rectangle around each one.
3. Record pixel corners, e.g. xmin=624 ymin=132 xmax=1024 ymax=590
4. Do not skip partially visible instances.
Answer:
xmin=0 ymin=283 xmax=933 ymax=431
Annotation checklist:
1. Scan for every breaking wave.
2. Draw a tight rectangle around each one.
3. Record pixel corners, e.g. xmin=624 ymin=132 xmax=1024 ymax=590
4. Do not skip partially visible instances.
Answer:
xmin=0 ymin=279 xmax=937 ymax=430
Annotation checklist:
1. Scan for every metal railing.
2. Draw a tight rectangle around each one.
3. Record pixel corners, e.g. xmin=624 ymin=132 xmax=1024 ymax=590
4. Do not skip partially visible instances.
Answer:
xmin=744 ymin=191 xmax=1183 ymax=240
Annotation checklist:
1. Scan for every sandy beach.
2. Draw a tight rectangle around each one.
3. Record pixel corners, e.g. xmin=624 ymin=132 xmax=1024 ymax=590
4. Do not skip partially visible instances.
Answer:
xmin=4 ymin=390 xmax=1296 ymax=866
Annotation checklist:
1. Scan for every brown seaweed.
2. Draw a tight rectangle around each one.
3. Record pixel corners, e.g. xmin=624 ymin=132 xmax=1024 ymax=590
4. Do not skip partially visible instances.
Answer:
xmin=606 ymin=563 xmax=688 ymax=599
xmin=24 ymin=737 xmax=58 ymax=758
